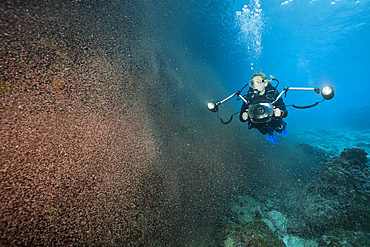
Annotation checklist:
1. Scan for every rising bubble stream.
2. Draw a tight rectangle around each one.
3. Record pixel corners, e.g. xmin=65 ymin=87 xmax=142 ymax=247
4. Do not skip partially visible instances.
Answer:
xmin=235 ymin=0 xmax=264 ymax=71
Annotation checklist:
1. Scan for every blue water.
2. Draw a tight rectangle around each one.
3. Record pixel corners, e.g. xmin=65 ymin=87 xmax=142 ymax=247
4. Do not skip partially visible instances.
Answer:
xmin=146 ymin=3 xmax=370 ymax=243
xmin=166 ymin=0 xmax=370 ymax=131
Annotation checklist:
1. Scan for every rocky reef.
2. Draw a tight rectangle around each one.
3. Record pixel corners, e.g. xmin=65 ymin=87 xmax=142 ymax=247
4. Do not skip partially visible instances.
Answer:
xmin=291 ymin=148 xmax=370 ymax=238
xmin=219 ymin=147 xmax=370 ymax=247
xmin=220 ymin=220 xmax=286 ymax=247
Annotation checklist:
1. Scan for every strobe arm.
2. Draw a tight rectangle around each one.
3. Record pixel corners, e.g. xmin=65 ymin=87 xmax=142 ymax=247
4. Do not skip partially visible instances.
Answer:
xmin=272 ymin=86 xmax=334 ymax=104
xmin=207 ymin=90 xmax=249 ymax=112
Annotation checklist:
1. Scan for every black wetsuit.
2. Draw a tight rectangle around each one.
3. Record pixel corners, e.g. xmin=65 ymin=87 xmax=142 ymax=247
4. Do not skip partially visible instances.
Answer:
xmin=239 ymin=83 xmax=288 ymax=135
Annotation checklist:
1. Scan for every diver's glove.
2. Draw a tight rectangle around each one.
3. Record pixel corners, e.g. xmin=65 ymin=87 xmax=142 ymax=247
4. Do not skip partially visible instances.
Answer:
xmin=241 ymin=111 xmax=249 ymax=121
xmin=274 ymin=108 xmax=281 ymax=117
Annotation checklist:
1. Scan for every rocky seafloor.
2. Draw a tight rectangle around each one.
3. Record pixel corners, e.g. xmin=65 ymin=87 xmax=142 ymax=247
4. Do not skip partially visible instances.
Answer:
xmin=217 ymin=145 xmax=370 ymax=247
xmin=296 ymin=128 xmax=370 ymax=159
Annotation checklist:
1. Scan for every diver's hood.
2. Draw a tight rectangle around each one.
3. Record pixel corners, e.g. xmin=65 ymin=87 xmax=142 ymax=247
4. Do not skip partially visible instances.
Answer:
xmin=248 ymin=96 xmax=274 ymax=123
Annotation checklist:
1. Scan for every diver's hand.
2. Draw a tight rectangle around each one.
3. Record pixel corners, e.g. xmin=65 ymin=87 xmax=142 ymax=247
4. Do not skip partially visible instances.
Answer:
xmin=274 ymin=108 xmax=281 ymax=117
xmin=241 ymin=111 xmax=249 ymax=121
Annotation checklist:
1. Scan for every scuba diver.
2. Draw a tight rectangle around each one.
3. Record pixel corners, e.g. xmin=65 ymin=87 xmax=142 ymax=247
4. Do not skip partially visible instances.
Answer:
xmin=239 ymin=73 xmax=288 ymax=143
xmin=207 ymin=72 xmax=334 ymax=144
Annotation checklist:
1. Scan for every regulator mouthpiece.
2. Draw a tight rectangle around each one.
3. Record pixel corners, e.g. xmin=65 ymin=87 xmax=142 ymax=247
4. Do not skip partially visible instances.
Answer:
xmin=321 ymin=86 xmax=334 ymax=100
xmin=208 ymin=102 xmax=219 ymax=112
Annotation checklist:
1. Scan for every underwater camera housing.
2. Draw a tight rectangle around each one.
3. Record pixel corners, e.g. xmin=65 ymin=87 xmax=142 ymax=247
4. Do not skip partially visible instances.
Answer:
xmin=248 ymin=102 xmax=274 ymax=123
xmin=247 ymin=94 xmax=275 ymax=123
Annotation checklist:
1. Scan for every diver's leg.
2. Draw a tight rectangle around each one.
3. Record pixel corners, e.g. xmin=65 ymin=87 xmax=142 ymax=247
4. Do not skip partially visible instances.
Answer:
xmin=256 ymin=124 xmax=268 ymax=135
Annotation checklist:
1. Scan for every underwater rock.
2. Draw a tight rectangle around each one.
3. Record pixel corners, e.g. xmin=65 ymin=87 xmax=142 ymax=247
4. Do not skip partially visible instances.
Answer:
xmin=319 ymin=228 xmax=370 ymax=246
xmin=224 ymin=195 xmax=292 ymax=246
xmin=230 ymin=196 xmax=265 ymax=225
xmin=293 ymin=148 xmax=370 ymax=237
xmin=297 ymin=129 xmax=370 ymax=158
xmin=264 ymin=210 xmax=288 ymax=237
xmin=222 ymin=220 xmax=287 ymax=247
xmin=282 ymin=235 xmax=318 ymax=247
xmin=298 ymin=143 xmax=330 ymax=165
xmin=221 ymin=148 xmax=370 ymax=245
xmin=296 ymin=143 xmax=331 ymax=181
xmin=340 ymin=148 xmax=368 ymax=165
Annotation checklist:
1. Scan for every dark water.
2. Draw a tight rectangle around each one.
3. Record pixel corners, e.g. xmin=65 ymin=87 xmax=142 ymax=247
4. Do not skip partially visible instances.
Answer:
xmin=1 ymin=0 xmax=369 ymax=246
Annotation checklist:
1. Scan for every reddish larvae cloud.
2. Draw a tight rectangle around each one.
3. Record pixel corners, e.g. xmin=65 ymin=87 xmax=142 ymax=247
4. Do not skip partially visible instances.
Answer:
xmin=0 ymin=32 xmax=159 ymax=245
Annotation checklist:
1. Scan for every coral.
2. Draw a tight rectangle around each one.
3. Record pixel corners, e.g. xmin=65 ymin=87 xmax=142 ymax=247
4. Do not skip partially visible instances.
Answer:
xmin=289 ymin=148 xmax=370 ymax=238
xmin=298 ymin=143 xmax=330 ymax=164
xmin=264 ymin=210 xmax=288 ymax=237
xmin=319 ymin=228 xmax=370 ymax=246
xmin=222 ymin=221 xmax=286 ymax=247
xmin=229 ymin=196 xmax=265 ymax=225
xmin=340 ymin=148 xmax=368 ymax=164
